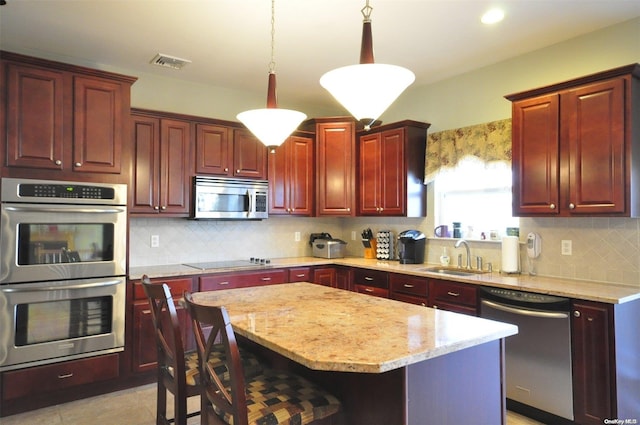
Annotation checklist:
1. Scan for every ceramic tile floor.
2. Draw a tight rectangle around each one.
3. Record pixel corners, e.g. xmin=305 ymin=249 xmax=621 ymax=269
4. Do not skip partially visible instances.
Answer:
xmin=2 ymin=383 xmax=543 ymax=425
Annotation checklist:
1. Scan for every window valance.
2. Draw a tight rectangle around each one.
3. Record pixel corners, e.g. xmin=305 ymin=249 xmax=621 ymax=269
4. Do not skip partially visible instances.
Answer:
xmin=424 ymin=118 xmax=512 ymax=183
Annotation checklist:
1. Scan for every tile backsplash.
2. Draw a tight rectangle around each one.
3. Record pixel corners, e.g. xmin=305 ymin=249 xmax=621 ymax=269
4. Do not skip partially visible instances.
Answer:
xmin=130 ymin=216 xmax=640 ymax=287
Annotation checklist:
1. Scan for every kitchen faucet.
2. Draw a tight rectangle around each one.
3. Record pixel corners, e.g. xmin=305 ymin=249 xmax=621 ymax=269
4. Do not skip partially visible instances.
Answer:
xmin=454 ymin=239 xmax=472 ymax=269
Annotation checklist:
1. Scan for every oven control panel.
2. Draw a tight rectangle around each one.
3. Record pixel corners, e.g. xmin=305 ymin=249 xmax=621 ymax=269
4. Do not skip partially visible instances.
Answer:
xmin=19 ymin=183 xmax=115 ymax=200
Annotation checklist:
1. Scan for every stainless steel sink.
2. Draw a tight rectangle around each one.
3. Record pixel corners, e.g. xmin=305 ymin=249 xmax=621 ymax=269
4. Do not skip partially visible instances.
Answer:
xmin=418 ymin=266 xmax=488 ymax=276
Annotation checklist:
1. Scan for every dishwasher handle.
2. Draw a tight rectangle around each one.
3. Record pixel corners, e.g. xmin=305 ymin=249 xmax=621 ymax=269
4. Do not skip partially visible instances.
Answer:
xmin=481 ymin=299 xmax=569 ymax=319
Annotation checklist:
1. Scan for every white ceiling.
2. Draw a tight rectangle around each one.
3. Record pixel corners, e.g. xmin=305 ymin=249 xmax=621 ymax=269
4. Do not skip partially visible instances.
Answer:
xmin=1 ymin=0 xmax=639 ymax=111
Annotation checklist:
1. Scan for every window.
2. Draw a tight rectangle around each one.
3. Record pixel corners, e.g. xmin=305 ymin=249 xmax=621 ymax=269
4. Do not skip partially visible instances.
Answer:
xmin=434 ymin=156 xmax=518 ymax=240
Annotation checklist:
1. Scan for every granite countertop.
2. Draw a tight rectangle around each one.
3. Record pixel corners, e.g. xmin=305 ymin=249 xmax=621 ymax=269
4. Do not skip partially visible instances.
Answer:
xmin=191 ymin=282 xmax=518 ymax=373
xmin=130 ymin=256 xmax=640 ymax=304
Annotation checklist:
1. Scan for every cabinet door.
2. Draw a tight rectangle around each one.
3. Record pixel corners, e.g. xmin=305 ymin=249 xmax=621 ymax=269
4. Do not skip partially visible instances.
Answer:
xmin=563 ymin=78 xmax=626 ymax=214
xmin=379 ymin=128 xmax=405 ymax=215
xmin=316 ymin=122 xmax=355 ymax=216
xmin=159 ymin=119 xmax=191 ymax=214
xmin=130 ymin=114 xmax=161 ymax=213
xmin=195 ymin=123 xmax=231 ymax=175
xmin=313 ymin=267 xmax=337 ymax=287
xmin=571 ymin=300 xmax=615 ymax=425
xmin=511 ymin=93 xmax=560 ymax=215
xmin=288 ymin=135 xmax=314 ymax=215
xmin=73 ymin=75 xmax=124 ymax=173
xmin=268 ymin=136 xmax=289 ymax=214
xmin=5 ymin=63 xmax=65 ymax=170
xmin=269 ymin=135 xmax=313 ymax=215
xmin=233 ymin=129 xmax=267 ymax=179
xmin=358 ymin=132 xmax=381 ymax=215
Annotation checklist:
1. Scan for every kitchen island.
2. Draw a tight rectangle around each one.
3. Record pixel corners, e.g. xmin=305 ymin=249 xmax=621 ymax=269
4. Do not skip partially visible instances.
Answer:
xmin=191 ymin=282 xmax=518 ymax=425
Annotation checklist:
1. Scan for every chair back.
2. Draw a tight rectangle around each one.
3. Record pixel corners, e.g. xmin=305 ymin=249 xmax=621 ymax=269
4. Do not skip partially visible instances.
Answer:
xmin=141 ymin=275 xmax=189 ymax=396
xmin=183 ymin=292 xmax=249 ymax=425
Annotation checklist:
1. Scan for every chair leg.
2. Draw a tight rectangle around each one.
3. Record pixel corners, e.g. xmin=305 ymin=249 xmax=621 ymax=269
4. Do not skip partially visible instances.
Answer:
xmin=174 ymin=390 xmax=188 ymax=425
xmin=157 ymin=380 xmax=168 ymax=425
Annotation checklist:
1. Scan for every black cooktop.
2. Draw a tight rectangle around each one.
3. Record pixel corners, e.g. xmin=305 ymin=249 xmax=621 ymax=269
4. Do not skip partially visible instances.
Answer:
xmin=182 ymin=260 xmax=266 ymax=270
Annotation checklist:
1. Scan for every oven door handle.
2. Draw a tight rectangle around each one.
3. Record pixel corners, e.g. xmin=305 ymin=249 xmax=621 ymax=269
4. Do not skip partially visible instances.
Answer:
xmin=1 ymin=279 xmax=122 ymax=292
xmin=4 ymin=206 xmax=125 ymax=214
xmin=481 ymin=299 xmax=569 ymax=319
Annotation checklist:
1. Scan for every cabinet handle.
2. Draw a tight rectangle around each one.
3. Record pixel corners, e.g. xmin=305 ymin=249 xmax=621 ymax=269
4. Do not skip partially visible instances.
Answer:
xmin=587 ymin=317 xmax=593 ymax=322
xmin=295 ymin=274 xmax=305 ymax=278
xmin=154 ymin=206 xmax=160 ymax=210
xmin=403 ymin=284 xmax=415 ymax=288
xmin=365 ymin=288 xmax=374 ymax=292
xmin=569 ymin=203 xmax=575 ymax=209
xmin=549 ymin=203 xmax=556 ymax=210
xmin=218 ymin=281 xmax=230 ymax=285
xmin=58 ymin=373 xmax=74 ymax=379
xmin=236 ymin=169 xmax=241 ymax=173
xmin=433 ymin=305 xmax=439 ymax=309
xmin=347 ymin=208 xmax=351 ymax=212
xmin=160 ymin=206 xmax=167 ymax=210
xmin=55 ymin=159 xmax=62 ymax=165
xmin=75 ymin=162 xmax=82 ymax=167
xmin=224 ymin=168 xmax=229 ymax=172
xmin=573 ymin=310 xmax=581 ymax=318
xmin=421 ymin=303 xmax=426 ymax=307
xmin=446 ymin=291 xmax=460 ymax=297
xmin=365 ymin=276 xmax=374 ymax=281
xmin=379 ymin=207 xmax=383 ymax=213
xmin=261 ymin=277 xmax=272 ymax=281
xmin=291 ymin=208 xmax=295 ymax=212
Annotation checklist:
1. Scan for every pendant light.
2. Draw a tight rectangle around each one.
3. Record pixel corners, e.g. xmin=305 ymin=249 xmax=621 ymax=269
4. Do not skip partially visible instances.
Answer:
xmin=320 ymin=0 xmax=415 ymax=130
xmin=237 ymin=0 xmax=306 ymax=152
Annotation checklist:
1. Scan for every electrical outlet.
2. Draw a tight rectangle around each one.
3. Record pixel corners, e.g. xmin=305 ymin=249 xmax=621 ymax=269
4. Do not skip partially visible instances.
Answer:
xmin=561 ymin=240 xmax=572 ymax=255
xmin=351 ymin=231 xmax=357 ymax=240
xmin=294 ymin=231 xmax=301 ymax=242
xmin=151 ymin=234 xmax=160 ymax=248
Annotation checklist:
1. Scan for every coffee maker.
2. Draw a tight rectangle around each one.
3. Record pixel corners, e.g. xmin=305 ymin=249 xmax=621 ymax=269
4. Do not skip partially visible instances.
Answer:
xmin=397 ymin=230 xmax=426 ymax=264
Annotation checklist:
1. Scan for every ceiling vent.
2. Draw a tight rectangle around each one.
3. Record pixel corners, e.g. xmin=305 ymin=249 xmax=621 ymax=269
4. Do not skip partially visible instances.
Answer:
xmin=150 ymin=53 xmax=192 ymax=70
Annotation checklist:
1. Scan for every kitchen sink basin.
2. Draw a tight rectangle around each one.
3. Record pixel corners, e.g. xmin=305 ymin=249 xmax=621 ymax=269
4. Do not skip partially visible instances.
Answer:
xmin=418 ymin=266 xmax=488 ymax=276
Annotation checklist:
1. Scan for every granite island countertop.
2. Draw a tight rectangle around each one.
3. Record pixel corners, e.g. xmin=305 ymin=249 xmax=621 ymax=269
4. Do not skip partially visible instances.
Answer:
xmin=130 ymin=256 xmax=640 ymax=304
xmin=190 ymin=282 xmax=518 ymax=373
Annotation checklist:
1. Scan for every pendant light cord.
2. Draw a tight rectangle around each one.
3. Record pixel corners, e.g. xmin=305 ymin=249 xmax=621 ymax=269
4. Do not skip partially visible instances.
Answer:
xmin=269 ymin=0 xmax=276 ymax=74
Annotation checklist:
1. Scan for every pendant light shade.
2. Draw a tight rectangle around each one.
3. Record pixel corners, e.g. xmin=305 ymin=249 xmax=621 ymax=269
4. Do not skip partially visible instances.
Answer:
xmin=320 ymin=1 xmax=414 ymax=129
xmin=237 ymin=0 xmax=306 ymax=151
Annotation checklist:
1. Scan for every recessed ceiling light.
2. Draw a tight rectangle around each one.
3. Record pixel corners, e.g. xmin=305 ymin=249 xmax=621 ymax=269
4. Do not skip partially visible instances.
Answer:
xmin=481 ymin=8 xmax=504 ymax=25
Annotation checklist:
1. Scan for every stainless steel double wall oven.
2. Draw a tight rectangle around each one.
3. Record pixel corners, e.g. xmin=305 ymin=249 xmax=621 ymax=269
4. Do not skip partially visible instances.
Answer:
xmin=0 ymin=178 xmax=127 ymax=371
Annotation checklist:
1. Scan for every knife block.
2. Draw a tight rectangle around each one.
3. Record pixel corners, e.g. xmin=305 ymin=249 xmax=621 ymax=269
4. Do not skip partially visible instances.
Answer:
xmin=364 ymin=238 xmax=377 ymax=259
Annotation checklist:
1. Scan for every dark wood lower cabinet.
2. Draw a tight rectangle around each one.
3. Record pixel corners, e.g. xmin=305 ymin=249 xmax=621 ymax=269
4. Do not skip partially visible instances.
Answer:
xmin=429 ymin=278 xmax=478 ymax=316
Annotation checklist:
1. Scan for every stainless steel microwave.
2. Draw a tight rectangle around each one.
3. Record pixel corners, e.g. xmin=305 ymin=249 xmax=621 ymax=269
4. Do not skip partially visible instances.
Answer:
xmin=192 ymin=176 xmax=269 ymax=220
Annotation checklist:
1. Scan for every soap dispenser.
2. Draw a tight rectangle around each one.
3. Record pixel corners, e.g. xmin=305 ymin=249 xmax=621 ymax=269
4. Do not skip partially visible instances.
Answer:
xmin=439 ymin=248 xmax=450 ymax=266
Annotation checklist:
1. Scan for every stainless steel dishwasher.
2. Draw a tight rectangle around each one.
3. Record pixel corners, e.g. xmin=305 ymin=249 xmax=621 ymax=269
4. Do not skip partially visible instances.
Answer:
xmin=479 ymin=287 xmax=574 ymax=421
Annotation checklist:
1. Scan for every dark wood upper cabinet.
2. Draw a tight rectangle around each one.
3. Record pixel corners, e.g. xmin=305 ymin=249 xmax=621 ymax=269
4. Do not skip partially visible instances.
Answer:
xmin=268 ymin=133 xmax=314 ymax=216
xmin=2 ymin=51 xmax=136 ymax=182
xmin=5 ymin=63 xmax=65 ymax=170
xmin=232 ymin=128 xmax=267 ymax=179
xmin=305 ymin=117 xmax=357 ymax=216
xmin=195 ymin=123 xmax=231 ymax=176
xmin=130 ymin=111 xmax=191 ymax=216
xmin=507 ymin=64 xmax=640 ymax=217
xmin=357 ymin=121 xmax=429 ymax=217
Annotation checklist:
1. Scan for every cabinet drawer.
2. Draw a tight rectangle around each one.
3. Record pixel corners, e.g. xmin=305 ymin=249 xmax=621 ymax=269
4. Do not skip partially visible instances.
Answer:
xmin=133 ymin=277 xmax=194 ymax=300
xmin=431 ymin=302 xmax=477 ymax=316
xmin=3 ymin=354 xmax=119 ymax=400
xmin=353 ymin=269 xmax=388 ymax=289
xmin=390 ymin=274 xmax=428 ymax=297
xmin=354 ymin=284 xmax=389 ymax=298
xmin=393 ymin=292 xmax=428 ymax=307
xmin=429 ymin=280 xmax=477 ymax=308
xmin=288 ymin=267 xmax=312 ymax=282
xmin=200 ymin=269 xmax=288 ymax=291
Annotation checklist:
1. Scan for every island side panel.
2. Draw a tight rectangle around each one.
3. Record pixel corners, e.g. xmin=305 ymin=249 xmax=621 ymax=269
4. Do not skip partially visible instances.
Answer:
xmin=406 ymin=339 xmax=506 ymax=425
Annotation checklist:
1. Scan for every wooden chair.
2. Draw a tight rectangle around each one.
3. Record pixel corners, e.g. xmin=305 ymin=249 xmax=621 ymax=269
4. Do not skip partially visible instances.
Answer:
xmin=183 ymin=292 xmax=342 ymax=425
xmin=141 ymin=275 xmax=201 ymax=425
